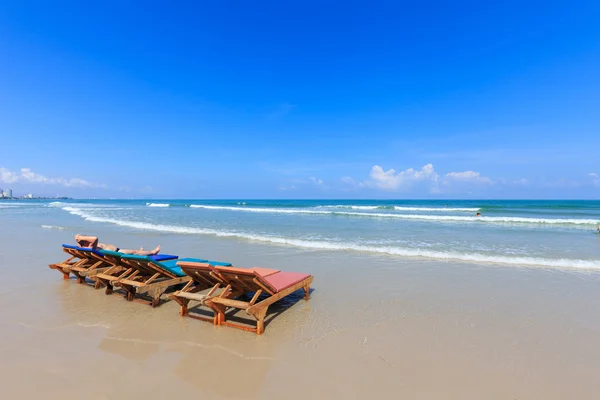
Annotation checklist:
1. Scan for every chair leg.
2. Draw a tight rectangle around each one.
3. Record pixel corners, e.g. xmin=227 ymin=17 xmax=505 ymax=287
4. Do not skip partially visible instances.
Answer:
xmin=122 ymin=286 xmax=135 ymax=301
xmin=253 ymin=307 xmax=268 ymax=335
xmin=209 ymin=302 xmax=227 ymax=326
xmin=178 ymin=298 xmax=190 ymax=316
xmin=74 ymin=272 xmax=85 ymax=284
xmin=303 ymin=284 xmax=310 ymax=300
xmin=150 ymin=288 xmax=167 ymax=308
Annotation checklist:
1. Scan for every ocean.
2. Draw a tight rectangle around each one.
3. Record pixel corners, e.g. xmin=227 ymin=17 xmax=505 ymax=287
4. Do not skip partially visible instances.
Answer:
xmin=4 ymin=199 xmax=600 ymax=271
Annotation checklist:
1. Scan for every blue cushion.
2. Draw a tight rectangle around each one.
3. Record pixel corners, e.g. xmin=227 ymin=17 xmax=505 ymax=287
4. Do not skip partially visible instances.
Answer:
xmin=118 ymin=255 xmax=231 ymax=277
xmin=156 ymin=258 xmax=232 ymax=277
xmin=206 ymin=260 xmax=232 ymax=267
xmin=99 ymin=249 xmax=122 ymax=257
xmin=99 ymin=250 xmax=177 ymax=262
xmin=62 ymin=244 xmax=103 ymax=258
xmin=121 ymin=253 xmax=156 ymax=261
xmin=156 ymin=258 xmax=203 ymax=277
xmin=149 ymin=254 xmax=178 ymax=262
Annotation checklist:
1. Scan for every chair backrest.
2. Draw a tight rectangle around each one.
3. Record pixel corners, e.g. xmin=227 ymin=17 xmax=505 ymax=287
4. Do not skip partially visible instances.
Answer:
xmin=177 ymin=261 xmax=227 ymax=286
xmin=98 ymin=249 xmax=126 ymax=267
xmin=120 ymin=254 xmax=178 ymax=278
xmin=100 ymin=250 xmax=178 ymax=264
xmin=62 ymin=244 xmax=82 ymax=258
xmin=214 ymin=266 xmax=279 ymax=295
xmin=62 ymin=244 xmax=104 ymax=259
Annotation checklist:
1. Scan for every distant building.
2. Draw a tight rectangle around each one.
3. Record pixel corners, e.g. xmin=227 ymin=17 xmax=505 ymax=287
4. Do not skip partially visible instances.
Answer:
xmin=25 ymin=193 xmax=33 ymax=199
xmin=0 ymin=188 xmax=3 ymax=198
xmin=3 ymin=189 xmax=12 ymax=198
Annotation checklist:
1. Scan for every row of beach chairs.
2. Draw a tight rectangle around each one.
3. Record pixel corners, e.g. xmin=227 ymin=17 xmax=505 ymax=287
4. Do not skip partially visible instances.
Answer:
xmin=49 ymin=244 xmax=313 ymax=335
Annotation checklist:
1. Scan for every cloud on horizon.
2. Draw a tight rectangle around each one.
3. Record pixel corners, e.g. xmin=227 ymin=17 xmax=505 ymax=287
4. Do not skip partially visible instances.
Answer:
xmin=0 ymin=167 xmax=106 ymax=189
xmin=590 ymin=172 xmax=600 ymax=187
xmin=342 ymin=163 xmax=516 ymax=194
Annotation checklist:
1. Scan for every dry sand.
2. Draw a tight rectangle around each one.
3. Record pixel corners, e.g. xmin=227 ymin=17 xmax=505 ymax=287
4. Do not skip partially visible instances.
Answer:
xmin=1 ymin=218 xmax=600 ymax=399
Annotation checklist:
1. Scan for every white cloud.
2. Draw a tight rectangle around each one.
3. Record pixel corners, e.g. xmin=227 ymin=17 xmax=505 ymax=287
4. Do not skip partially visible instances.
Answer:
xmin=310 ymin=177 xmax=324 ymax=186
xmin=512 ymin=178 xmax=529 ymax=186
xmin=349 ymin=163 xmax=501 ymax=193
xmin=444 ymin=170 xmax=493 ymax=185
xmin=341 ymin=176 xmax=359 ymax=186
xmin=0 ymin=168 xmax=19 ymax=184
xmin=277 ymin=184 xmax=297 ymax=191
xmin=367 ymin=164 xmax=438 ymax=190
xmin=0 ymin=167 xmax=106 ymax=188
xmin=590 ymin=173 xmax=600 ymax=187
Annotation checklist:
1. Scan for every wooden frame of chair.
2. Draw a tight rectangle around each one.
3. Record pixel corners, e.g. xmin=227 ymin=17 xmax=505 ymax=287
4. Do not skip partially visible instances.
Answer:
xmin=49 ymin=247 xmax=88 ymax=280
xmin=68 ymin=249 xmax=112 ymax=285
xmin=168 ymin=262 xmax=243 ymax=323
xmin=205 ymin=267 xmax=313 ymax=335
xmin=49 ymin=247 xmax=111 ymax=284
xmin=114 ymin=258 xmax=192 ymax=308
xmin=93 ymin=252 xmax=134 ymax=293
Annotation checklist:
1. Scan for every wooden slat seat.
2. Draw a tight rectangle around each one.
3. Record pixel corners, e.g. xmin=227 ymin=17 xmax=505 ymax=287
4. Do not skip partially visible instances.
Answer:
xmin=168 ymin=261 xmax=238 ymax=322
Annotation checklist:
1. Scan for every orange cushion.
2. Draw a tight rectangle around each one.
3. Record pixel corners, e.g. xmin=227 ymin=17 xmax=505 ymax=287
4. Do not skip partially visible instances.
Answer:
xmin=215 ymin=266 xmax=255 ymax=276
xmin=249 ymin=267 xmax=280 ymax=277
xmin=263 ymin=272 xmax=311 ymax=293
xmin=177 ymin=261 xmax=214 ymax=271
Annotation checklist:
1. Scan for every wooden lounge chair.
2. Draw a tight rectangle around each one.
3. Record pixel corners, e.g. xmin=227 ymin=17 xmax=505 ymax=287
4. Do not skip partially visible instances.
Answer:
xmin=168 ymin=261 xmax=241 ymax=322
xmin=94 ymin=250 xmax=179 ymax=294
xmin=49 ymin=244 xmax=88 ymax=280
xmin=114 ymin=255 xmax=230 ymax=307
xmin=48 ymin=244 xmax=111 ymax=284
xmin=205 ymin=266 xmax=313 ymax=335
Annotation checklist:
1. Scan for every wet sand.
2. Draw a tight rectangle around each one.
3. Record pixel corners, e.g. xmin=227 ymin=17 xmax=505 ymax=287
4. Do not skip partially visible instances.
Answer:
xmin=1 ymin=218 xmax=600 ymax=399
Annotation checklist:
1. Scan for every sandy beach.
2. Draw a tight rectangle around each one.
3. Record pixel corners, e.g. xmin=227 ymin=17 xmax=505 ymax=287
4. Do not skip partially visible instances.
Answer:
xmin=0 ymin=213 xmax=599 ymax=399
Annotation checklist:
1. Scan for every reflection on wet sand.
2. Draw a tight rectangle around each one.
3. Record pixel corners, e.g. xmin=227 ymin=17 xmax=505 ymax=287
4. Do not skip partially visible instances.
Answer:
xmin=54 ymin=274 xmax=312 ymax=398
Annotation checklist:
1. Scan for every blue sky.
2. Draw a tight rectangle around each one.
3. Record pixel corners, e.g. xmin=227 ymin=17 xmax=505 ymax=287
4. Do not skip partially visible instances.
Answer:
xmin=1 ymin=1 xmax=599 ymax=199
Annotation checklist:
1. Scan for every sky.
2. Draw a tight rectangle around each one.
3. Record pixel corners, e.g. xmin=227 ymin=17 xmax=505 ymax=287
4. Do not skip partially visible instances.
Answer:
xmin=1 ymin=1 xmax=599 ymax=199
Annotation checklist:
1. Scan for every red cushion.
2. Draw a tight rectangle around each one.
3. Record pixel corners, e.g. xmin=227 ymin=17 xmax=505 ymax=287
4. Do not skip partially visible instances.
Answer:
xmin=263 ymin=272 xmax=311 ymax=293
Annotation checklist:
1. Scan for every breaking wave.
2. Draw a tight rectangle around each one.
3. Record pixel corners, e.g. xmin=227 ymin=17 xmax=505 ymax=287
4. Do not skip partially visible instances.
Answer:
xmin=146 ymin=203 xmax=170 ymax=207
xmin=59 ymin=206 xmax=600 ymax=270
xmin=320 ymin=205 xmax=481 ymax=212
xmin=41 ymin=225 xmax=67 ymax=230
xmin=188 ymin=205 xmax=597 ymax=226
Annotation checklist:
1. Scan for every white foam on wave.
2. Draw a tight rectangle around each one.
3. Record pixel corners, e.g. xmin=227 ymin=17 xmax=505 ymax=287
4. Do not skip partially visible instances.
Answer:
xmin=146 ymin=203 xmax=170 ymax=207
xmin=41 ymin=225 xmax=67 ymax=230
xmin=321 ymin=205 xmax=481 ymax=212
xmin=188 ymin=205 xmax=597 ymax=226
xmin=320 ymin=205 xmax=381 ymax=210
xmin=393 ymin=206 xmax=481 ymax=212
xmin=0 ymin=202 xmax=33 ymax=208
xmin=61 ymin=206 xmax=600 ymax=270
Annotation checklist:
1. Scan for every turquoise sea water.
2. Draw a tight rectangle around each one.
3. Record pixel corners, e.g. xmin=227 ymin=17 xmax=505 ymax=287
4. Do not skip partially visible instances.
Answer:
xmin=2 ymin=199 xmax=600 ymax=270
